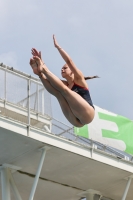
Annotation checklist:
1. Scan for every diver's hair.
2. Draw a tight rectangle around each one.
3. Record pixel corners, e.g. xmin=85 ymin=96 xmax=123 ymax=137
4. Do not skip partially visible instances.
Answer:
xmin=84 ymin=75 xmax=99 ymax=80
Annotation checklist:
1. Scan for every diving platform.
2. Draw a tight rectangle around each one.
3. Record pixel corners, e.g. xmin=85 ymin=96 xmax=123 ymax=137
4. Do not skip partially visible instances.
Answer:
xmin=0 ymin=64 xmax=133 ymax=200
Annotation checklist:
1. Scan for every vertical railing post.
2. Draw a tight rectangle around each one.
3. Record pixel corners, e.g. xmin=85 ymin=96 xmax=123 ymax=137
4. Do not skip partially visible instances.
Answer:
xmin=4 ymin=67 xmax=7 ymax=106
xmin=27 ymin=78 xmax=30 ymax=136
xmin=42 ymin=89 xmax=44 ymax=115
xmin=34 ymin=85 xmax=37 ymax=111
xmin=37 ymin=83 xmax=39 ymax=114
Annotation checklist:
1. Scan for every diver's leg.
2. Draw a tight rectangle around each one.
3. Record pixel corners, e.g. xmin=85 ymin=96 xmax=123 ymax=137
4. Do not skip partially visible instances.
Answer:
xmin=42 ymin=73 xmax=95 ymax=124
xmin=35 ymin=57 xmax=94 ymax=124
xmin=40 ymin=75 xmax=83 ymax=127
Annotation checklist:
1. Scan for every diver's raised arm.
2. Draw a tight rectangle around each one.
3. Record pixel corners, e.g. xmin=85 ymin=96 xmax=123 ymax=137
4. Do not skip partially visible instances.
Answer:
xmin=53 ymin=35 xmax=83 ymax=79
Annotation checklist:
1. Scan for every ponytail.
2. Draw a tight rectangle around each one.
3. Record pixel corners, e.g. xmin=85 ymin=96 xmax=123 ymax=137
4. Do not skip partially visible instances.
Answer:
xmin=84 ymin=75 xmax=99 ymax=80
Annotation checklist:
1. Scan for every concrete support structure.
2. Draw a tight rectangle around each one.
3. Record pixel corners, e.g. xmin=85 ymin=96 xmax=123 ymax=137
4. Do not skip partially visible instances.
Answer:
xmin=1 ymin=168 xmax=11 ymax=200
xmin=29 ymin=146 xmax=50 ymax=200
xmin=78 ymin=189 xmax=102 ymax=200
xmin=121 ymin=176 xmax=132 ymax=200
xmin=0 ymin=164 xmax=21 ymax=200
xmin=0 ymin=146 xmax=50 ymax=200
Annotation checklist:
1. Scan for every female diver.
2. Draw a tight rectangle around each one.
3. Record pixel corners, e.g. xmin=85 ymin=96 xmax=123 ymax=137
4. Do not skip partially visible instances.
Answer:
xmin=30 ymin=35 xmax=97 ymax=127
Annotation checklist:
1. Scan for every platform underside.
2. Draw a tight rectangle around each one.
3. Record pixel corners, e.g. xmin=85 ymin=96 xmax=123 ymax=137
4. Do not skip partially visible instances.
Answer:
xmin=0 ymin=126 xmax=133 ymax=200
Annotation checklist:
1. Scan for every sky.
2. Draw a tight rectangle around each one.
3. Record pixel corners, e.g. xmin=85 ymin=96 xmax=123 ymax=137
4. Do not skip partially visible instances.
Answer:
xmin=0 ymin=0 xmax=133 ymax=124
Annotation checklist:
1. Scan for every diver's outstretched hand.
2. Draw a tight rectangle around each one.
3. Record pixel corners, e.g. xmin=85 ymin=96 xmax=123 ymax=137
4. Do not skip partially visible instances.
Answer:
xmin=53 ymin=35 xmax=60 ymax=49
xmin=31 ymin=48 xmax=42 ymax=59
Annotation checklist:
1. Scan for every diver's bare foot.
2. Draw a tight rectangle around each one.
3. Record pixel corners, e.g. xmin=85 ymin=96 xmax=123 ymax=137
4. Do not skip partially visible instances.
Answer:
xmin=33 ymin=56 xmax=47 ymax=73
xmin=29 ymin=58 xmax=40 ymax=76
xmin=30 ymin=58 xmax=37 ymax=68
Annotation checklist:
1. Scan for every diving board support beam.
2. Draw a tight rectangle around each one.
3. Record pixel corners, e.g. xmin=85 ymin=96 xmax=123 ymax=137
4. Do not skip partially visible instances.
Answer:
xmin=0 ymin=164 xmax=22 ymax=200
xmin=29 ymin=146 xmax=51 ymax=200
xmin=121 ymin=176 xmax=133 ymax=200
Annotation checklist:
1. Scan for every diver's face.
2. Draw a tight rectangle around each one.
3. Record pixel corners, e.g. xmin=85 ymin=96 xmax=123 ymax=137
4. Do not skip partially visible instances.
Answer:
xmin=61 ymin=64 xmax=72 ymax=78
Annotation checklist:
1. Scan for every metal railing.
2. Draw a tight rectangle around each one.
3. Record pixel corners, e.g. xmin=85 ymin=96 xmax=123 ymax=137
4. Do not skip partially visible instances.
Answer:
xmin=0 ymin=63 xmax=132 ymax=161
xmin=0 ymin=63 xmax=52 ymax=116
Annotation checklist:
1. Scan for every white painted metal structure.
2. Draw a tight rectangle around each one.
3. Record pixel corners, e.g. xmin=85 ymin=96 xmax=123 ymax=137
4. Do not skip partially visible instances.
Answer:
xmin=0 ymin=64 xmax=133 ymax=200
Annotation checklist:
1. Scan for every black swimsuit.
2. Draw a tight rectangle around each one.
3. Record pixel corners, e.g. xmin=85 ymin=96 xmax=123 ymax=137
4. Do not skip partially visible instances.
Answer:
xmin=71 ymin=83 xmax=94 ymax=109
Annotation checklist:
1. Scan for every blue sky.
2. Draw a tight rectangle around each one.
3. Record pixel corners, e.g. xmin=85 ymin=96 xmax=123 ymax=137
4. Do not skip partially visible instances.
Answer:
xmin=0 ymin=0 xmax=133 ymax=123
